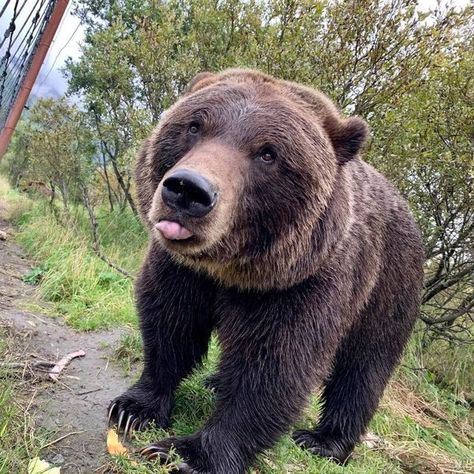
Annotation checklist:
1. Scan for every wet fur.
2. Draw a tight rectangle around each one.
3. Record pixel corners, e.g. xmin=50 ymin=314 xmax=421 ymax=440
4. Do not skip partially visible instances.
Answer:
xmin=110 ymin=70 xmax=425 ymax=473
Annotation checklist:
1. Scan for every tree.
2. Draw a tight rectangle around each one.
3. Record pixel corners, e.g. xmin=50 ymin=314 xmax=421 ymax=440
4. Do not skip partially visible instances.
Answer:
xmin=61 ymin=0 xmax=474 ymax=338
xmin=367 ymin=37 xmax=473 ymax=341
xmin=7 ymin=98 xmax=96 ymax=213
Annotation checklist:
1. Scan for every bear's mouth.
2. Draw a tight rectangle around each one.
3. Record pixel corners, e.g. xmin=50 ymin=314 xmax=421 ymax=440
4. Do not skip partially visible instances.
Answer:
xmin=154 ymin=220 xmax=194 ymax=241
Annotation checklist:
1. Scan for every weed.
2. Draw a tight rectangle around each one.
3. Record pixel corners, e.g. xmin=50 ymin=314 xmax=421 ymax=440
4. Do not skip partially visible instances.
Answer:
xmin=0 ymin=327 xmax=51 ymax=473
xmin=23 ymin=264 xmax=49 ymax=285
xmin=115 ymin=330 xmax=143 ymax=373
xmin=11 ymin=200 xmax=145 ymax=331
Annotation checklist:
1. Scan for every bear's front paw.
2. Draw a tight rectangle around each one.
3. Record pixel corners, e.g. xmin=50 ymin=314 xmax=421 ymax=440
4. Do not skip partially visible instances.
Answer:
xmin=293 ymin=429 xmax=353 ymax=464
xmin=140 ymin=435 xmax=209 ymax=473
xmin=108 ymin=385 xmax=172 ymax=438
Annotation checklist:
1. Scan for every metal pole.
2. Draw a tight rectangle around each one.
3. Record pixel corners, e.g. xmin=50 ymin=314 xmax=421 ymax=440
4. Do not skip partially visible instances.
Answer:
xmin=0 ymin=0 xmax=69 ymax=159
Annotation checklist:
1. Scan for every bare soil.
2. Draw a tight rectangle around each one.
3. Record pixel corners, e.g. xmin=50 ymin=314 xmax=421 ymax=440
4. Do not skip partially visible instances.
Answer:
xmin=0 ymin=206 xmax=132 ymax=473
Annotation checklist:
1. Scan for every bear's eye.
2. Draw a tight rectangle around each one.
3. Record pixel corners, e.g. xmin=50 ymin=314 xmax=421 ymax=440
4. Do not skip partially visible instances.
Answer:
xmin=188 ymin=122 xmax=200 ymax=135
xmin=256 ymin=148 xmax=276 ymax=164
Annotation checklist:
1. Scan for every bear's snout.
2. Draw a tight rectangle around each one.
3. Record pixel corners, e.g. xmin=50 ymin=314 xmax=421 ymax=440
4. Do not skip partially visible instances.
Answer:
xmin=162 ymin=169 xmax=218 ymax=218
xmin=149 ymin=140 xmax=246 ymax=254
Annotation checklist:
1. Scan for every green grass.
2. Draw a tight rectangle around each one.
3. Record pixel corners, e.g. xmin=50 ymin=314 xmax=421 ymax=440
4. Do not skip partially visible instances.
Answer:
xmin=114 ymin=330 xmax=144 ymax=373
xmin=1 ymin=175 xmax=473 ymax=473
xmin=7 ymin=192 xmax=147 ymax=331
xmin=0 ymin=327 xmax=51 ymax=473
xmin=108 ymin=330 xmax=474 ymax=474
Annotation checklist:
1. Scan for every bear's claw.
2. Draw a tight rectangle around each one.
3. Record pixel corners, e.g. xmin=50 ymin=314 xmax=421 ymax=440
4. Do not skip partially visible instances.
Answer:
xmin=107 ymin=402 xmax=117 ymax=425
xmin=117 ymin=409 xmax=125 ymax=432
xmin=140 ymin=444 xmax=171 ymax=462
xmin=123 ymin=413 xmax=134 ymax=438
xmin=292 ymin=429 xmax=353 ymax=464
xmin=140 ymin=439 xmax=208 ymax=473
xmin=107 ymin=386 xmax=171 ymax=440
xmin=107 ymin=399 xmax=153 ymax=439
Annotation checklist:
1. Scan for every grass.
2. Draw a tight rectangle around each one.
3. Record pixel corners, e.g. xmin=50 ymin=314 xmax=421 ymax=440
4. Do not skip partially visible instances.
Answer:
xmin=0 ymin=326 xmax=51 ymax=473
xmin=0 ymin=174 xmax=473 ymax=473
xmin=6 ymin=186 xmax=147 ymax=331
xmin=107 ymin=331 xmax=474 ymax=474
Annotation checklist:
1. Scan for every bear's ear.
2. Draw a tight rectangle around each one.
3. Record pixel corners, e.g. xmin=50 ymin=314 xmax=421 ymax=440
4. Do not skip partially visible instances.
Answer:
xmin=183 ymin=72 xmax=216 ymax=95
xmin=327 ymin=116 xmax=369 ymax=164
xmin=281 ymin=81 xmax=368 ymax=163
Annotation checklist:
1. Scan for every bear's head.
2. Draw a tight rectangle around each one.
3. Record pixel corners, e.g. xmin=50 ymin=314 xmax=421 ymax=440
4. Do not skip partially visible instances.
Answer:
xmin=136 ymin=69 xmax=367 ymax=290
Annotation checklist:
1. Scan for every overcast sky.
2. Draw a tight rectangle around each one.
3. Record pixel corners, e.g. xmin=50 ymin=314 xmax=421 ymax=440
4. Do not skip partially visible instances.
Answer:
xmin=0 ymin=0 xmax=470 ymax=104
xmin=0 ymin=0 xmax=83 ymax=100
xmin=32 ymin=1 xmax=84 ymax=98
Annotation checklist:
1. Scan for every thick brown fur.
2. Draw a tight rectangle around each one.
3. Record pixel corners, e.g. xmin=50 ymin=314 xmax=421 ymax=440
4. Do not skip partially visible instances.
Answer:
xmin=109 ymin=69 xmax=425 ymax=473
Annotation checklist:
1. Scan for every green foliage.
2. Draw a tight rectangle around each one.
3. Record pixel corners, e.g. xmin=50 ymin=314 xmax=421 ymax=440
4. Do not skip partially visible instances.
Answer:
xmin=366 ymin=33 xmax=473 ymax=338
xmin=115 ymin=330 xmax=143 ymax=373
xmin=22 ymin=264 xmax=49 ymax=285
xmin=14 ymin=200 xmax=147 ymax=331
xmin=4 ymin=98 xmax=96 ymax=212
xmin=70 ymin=0 xmax=471 ymax=116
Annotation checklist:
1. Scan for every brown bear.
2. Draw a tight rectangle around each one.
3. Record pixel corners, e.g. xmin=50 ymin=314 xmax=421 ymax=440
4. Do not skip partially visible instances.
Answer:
xmin=108 ymin=69 xmax=425 ymax=473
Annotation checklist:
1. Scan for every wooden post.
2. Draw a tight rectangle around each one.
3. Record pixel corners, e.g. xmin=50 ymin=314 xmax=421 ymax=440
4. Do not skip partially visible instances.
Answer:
xmin=0 ymin=0 xmax=69 ymax=159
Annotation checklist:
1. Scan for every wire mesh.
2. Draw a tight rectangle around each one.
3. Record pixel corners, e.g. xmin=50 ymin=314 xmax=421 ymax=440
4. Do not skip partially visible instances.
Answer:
xmin=0 ymin=0 xmax=56 ymax=130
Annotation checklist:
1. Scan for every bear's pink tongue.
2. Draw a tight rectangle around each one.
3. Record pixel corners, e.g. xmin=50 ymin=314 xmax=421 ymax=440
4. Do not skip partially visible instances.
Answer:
xmin=155 ymin=220 xmax=193 ymax=240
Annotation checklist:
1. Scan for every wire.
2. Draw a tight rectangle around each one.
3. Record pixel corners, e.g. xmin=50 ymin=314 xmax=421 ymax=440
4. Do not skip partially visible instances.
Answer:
xmin=0 ymin=1 xmax=13 ymax=21
xmin=10 ymin=0 xmax=47 ymax=51
xmin=9 ymin=0 xmax=49 ymax=65
xmin=7 ymin=2 xmax=49 ymax=80
xmin=0 ymin=0 xmax=56 ymax=128
xmin=0 ymin=0 xmax=20 ymax=105
xmin=1 ymin=1 xmax=49 ymax=103
xmin=36 ymin=20 xmax=81 ymax=91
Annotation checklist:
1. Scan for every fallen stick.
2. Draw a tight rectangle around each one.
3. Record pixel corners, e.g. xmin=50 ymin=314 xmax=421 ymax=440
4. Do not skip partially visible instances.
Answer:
xmin=40 ymin=430 xmax=85 ymax=450
xmin=48 ymin=350 xmax=86 ymax=381
xmin=0 ymin=361 xmax=55 ymax=369
xmin=76 ymin=387 xmax=102 ymax=396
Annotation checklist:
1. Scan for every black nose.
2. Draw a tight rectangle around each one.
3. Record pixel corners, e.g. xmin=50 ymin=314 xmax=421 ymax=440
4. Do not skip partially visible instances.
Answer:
xmin=162 ymin=169 xmax=218 ymax=218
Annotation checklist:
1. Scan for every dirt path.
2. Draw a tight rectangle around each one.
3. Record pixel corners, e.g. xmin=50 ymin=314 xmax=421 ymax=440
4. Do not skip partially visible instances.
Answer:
xmin=0 ymin=206 xmax=131 ymax=473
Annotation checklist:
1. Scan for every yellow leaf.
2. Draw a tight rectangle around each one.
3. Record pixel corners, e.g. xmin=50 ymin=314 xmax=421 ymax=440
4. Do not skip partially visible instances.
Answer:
xmin=27 ymin=457 xmax=61 ymax=474
xmin=106 ymin=428 xmax=128 ymax=456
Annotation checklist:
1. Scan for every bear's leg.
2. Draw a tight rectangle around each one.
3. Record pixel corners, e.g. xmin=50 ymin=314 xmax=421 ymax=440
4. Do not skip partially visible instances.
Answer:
xmin=293 ymin=283 xmax=420 ymax=463
xmin=108 ymin=248 xmax=216 ymax=436
xmin=140 ymin=283 xmax=343 ymax=473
